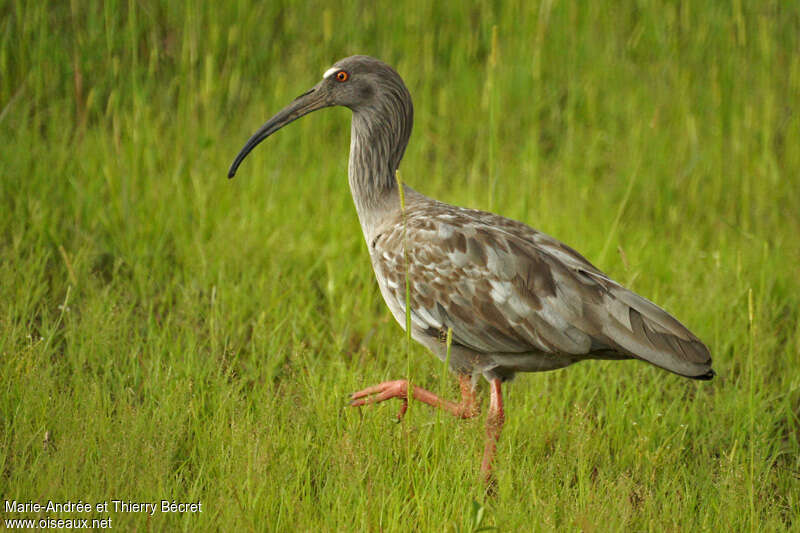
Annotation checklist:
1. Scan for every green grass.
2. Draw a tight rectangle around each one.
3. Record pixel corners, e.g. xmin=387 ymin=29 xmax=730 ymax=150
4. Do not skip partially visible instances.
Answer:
xmin=2 ymin=1 xmax=799 ymax=530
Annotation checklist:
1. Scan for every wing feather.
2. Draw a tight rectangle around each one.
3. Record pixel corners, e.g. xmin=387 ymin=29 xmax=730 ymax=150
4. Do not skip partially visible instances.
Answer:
xmin=371 ymin=200 xmax=713 ymax=379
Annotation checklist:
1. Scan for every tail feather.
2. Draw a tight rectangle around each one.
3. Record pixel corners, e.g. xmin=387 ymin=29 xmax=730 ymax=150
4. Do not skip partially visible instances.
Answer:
xmin=592 ymin=281 xmax=714 ymax=379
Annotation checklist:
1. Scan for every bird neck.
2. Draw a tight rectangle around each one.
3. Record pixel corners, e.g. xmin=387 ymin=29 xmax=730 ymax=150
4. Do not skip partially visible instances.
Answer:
xmin=347 ymin=96 xmax=413 ymax=236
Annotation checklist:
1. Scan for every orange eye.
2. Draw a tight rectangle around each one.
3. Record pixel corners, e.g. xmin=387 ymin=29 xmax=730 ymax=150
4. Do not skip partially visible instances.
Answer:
xmin=335 ymin=70 xmax=349 ymax=82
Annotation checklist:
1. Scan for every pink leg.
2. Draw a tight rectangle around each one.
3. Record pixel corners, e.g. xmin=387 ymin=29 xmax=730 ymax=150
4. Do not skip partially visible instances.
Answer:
xmin=350 ymin=374 xmax=479 ymax=421
xmin=480 ymin=378 xmax=505 ymax=484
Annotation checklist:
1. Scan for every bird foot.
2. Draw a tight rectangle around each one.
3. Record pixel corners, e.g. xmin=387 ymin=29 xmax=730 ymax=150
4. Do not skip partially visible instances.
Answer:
xmin=350 ymin=376 xmax=480 ymax=421
xmin=479 ymin=378 xmax=505 ymax=491
xmin=351 ymin=376 xmax=504 ymax=490
xmin=349 ymin=380 xmax=412 ymax=421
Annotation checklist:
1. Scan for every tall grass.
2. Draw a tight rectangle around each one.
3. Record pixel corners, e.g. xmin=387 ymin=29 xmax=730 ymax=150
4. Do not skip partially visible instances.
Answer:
xmin=1 ymin=1 xmax=798 ymax=530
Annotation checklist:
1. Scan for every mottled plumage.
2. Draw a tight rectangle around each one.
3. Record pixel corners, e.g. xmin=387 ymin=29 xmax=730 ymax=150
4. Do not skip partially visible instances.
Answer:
xmin=370 ymin=194 xmax=713 ymax=382
xmin=228 ymin=55 xmax=713 ymax=484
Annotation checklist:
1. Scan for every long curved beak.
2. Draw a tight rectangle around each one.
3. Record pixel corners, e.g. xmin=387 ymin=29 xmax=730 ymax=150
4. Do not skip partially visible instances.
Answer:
xmin=228 ymin=84 xmax=329 ymax=178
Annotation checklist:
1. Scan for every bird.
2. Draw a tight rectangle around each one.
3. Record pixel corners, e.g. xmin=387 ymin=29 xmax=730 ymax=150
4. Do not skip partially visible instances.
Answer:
xmin=228 ymin=55 xmax=714 ymax=483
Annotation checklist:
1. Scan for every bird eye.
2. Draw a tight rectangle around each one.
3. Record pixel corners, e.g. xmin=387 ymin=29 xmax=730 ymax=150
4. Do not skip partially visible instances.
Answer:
xmin=335 ymin=70 xmax=349 ymax=82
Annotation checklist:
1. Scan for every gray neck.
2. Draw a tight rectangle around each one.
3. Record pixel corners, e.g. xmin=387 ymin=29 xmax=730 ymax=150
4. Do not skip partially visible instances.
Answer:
xmin=347 ymin=89 xmax=413 ymax=236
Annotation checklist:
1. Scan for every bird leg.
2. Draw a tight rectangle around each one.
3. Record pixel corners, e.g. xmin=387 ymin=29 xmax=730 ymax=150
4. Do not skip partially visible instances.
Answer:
xmin=350 ymin=374 xmax=480 ymax=421
xmin=480 ymin=378 xmax=505 ymax=486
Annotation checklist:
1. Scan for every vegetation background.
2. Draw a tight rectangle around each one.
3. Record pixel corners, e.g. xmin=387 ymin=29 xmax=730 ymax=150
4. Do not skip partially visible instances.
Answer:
xmin=2 ymin=1 xmax=798 ymax=530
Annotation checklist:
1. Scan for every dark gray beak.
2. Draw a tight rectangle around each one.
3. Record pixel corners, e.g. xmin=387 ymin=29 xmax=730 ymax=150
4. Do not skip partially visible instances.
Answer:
xmin=228 ymin=83 xmax=329 ymax=178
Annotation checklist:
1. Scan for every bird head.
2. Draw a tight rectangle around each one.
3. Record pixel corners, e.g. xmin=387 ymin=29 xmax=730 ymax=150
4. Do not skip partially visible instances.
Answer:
xmin=228 ymin=55 xmax=412 ymax=178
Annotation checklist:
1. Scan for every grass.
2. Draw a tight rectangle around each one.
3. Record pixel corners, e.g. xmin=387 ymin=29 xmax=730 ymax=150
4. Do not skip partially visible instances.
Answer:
xmin=1 ymin=0 xmax=799 ymax=530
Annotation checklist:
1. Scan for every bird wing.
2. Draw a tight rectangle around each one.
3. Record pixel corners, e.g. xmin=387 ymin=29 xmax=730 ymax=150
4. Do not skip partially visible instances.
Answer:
xmin=371 ymin=201 xmax=712 ymax=378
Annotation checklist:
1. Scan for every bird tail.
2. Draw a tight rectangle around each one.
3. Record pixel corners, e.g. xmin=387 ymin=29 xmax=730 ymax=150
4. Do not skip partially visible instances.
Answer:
xmin=594 ymin=280 xmax=714 ymax=380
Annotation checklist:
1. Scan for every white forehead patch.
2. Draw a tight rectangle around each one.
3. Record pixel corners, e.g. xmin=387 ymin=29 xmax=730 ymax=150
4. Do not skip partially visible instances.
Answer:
xmin=323 ymin=67 xmax=339 ymax=79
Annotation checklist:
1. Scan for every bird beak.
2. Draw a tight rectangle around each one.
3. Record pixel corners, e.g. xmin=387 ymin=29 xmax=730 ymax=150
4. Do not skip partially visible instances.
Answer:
xmin=228 ymin=83 xmax=329 ymax=178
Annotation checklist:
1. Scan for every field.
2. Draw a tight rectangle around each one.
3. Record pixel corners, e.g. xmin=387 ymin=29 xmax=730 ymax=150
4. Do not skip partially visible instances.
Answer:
xmin=2 ymin=1 xmax=799 ymax=530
